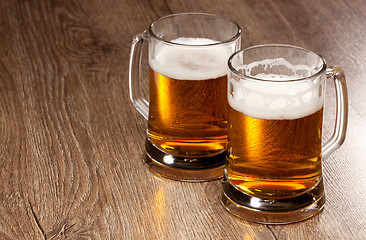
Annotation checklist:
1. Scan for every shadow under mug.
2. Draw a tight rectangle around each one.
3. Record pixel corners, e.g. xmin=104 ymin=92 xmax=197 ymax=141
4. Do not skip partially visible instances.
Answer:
xmin=221 ymin=44 xmax=348 ymax=224
xmin=129 ymin=13 xmax=241 ymax=181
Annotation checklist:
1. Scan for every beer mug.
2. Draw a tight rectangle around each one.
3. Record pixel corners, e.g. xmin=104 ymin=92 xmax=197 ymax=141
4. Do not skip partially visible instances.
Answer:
xmin=129 ymin=13 xmax=241 ymax=181
xmin=221 ymin=44 xmax=348 ymax=223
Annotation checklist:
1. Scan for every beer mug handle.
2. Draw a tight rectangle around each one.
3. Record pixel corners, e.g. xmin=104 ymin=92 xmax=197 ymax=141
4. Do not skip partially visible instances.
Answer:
xmin=129 ymin=31 xmax=149 ymax=120
xmin=322 ymin=66 xmax=349 ymax=159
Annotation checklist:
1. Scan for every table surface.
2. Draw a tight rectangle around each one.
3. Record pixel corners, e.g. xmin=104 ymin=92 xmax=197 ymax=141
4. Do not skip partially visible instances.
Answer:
xmin=1 ymin=0 xmax=366 ymax=239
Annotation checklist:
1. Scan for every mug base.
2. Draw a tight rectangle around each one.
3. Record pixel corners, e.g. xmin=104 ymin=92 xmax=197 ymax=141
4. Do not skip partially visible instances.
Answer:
xmin=220 ymin=178 xmax=325 ymax=224
xmin=144 ymin=140 xmax=225 ymax=182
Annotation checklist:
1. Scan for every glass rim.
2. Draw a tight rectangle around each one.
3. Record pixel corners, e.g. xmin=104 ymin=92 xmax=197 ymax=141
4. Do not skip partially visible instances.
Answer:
xmin=228 ymin=44 xmax=327 ymax=82
xmin=148 ymin=12 xmax=242 ymax=47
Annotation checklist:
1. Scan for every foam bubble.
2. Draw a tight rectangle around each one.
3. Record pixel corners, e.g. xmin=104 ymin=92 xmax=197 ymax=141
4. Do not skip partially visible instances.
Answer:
xmin=149 ymin=37 xmax=233 ymax=80
xmin=229 ymin=60 xmax=324 ymax=120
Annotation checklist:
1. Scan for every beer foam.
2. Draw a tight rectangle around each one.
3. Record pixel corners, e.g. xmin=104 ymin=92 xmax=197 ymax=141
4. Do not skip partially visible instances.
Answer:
xmin=149 ymin=37 xmax=233 ymax=80
xmin=229 ymin=59 xmax=324 ymax=120
xmin=244 ymin=58 xmax=314 ymax=78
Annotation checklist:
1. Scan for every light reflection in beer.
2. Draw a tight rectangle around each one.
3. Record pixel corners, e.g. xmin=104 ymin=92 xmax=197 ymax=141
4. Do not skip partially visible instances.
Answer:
xmin=163 ymin=155 xmax=174 ymax=164
xmin=250 ymin=197 xmax=261 ymax=208
xmin=152 ymin=71 xmax=172 ymax=127
xmin=243 ymin=114 xmax=263 ymax=162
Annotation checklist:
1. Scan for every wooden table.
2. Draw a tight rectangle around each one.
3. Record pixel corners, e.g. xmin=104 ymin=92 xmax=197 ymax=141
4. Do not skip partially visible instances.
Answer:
xmin=1 ymin=0 xmax=366 ymax=239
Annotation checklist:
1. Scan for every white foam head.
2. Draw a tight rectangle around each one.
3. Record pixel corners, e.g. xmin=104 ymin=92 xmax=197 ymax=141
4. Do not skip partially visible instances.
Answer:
xmin=228 ymin=59 xmax=324 ymax=120
xmin=149 ymin=37 xmax=233 ymax=80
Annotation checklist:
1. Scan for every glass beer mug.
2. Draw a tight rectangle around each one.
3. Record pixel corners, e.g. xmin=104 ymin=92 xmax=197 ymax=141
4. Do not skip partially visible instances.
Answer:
xmin=129 ymin=13 xmax=241 ymax=181
xmin=221 ymin=44 xmax=348 ymax=223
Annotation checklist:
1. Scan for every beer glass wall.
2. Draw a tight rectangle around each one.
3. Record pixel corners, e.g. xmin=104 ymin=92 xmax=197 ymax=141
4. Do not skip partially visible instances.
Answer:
xmin=221 ymin=45 xmax=348 ymax=224
xmin=129 ymin=13 xmax=241 ymax=181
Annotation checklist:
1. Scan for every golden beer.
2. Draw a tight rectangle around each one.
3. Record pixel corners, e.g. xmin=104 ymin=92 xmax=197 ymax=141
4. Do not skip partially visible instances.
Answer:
xmin=148 ymin=67 xmax=228 ymax=157
xmin=221 ymin=44 xmax=347 ymax=224
xmin=147 ymin=37 xmax=234 ymax=158
xmin=226 ymin=70 xmax=325 ymax=199
xmin=129 ymin=13 xmax=242 ymax=181
xmin=226 ymin=107 xmax=323 ymax=199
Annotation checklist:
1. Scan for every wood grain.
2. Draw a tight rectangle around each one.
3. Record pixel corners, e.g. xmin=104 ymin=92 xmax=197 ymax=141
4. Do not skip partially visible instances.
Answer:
xmin=1 ymin=0 xmax=366 ymax=239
